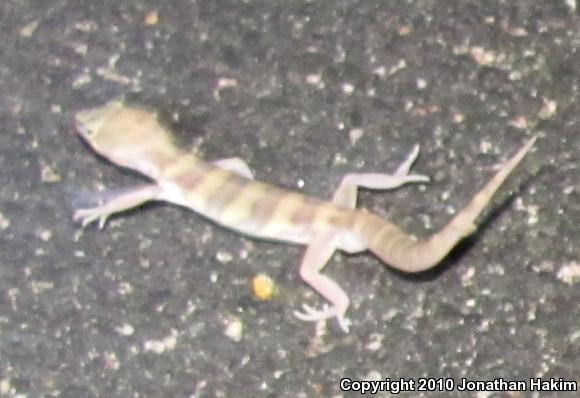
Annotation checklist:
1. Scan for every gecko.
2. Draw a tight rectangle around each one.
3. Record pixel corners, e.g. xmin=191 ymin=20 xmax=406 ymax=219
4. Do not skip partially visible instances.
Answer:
xmin=74 ymin=101 xmax=536 ymax=332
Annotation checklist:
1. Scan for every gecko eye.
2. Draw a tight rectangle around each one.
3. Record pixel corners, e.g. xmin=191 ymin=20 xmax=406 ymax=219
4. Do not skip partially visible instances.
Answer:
xmin=75 ymin=111 xmax=101 ymax=140
xmin=76 ymin=123 xmax=94 ymax=139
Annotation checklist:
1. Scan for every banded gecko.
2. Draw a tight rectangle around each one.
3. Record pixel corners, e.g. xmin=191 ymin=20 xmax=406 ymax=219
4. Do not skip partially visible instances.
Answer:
xmin=74 ymin=101 xmax=536 ymax=332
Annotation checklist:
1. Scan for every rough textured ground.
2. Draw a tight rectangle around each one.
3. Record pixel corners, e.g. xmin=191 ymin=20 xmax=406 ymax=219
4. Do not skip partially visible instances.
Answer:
xmin=1 ymin=1 xmax=579 ymax=397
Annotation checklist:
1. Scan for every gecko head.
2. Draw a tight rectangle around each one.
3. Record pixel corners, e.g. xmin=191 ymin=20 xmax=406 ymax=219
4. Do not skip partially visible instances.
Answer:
xmin=75 ymin=101 xmax=125 ymax=150
xmin=75 ymin=101 xmax=179 ymax=178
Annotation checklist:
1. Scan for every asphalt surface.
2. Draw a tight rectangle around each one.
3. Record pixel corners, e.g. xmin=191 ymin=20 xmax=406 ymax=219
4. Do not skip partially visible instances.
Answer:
xmin=1 ymin=1 xmax=579 ymax=397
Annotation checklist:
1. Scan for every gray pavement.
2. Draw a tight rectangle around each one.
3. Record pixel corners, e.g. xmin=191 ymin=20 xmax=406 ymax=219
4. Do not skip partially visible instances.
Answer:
xmin=1 ymin=1 xmax=578 ymax=397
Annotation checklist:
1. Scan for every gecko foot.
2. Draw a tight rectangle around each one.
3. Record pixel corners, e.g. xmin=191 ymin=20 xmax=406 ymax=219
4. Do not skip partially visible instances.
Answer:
xmin=394 ymin=144 xmax=430 ymax=183
xmin=294 ymin=303 xmax=351 ymax=333
xmin=74 ymin=207 xmax=111 ymax=229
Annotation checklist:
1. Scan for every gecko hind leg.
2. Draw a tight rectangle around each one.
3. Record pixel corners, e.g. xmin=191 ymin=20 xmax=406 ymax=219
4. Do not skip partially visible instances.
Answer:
xmin=332 ymin=145 xmax=430 ymax=208
xmin=294 ymin=231 xmax=352 ymax=332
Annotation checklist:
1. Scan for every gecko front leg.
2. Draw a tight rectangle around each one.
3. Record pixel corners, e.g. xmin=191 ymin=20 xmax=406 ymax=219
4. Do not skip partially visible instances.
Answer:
xmin=332 ymin=145 xmax=429 ymax=208
xmin=74 ymin=184 xmax=161 ymax=228
xmin=213 ymin=157 xmax=254 ymax=179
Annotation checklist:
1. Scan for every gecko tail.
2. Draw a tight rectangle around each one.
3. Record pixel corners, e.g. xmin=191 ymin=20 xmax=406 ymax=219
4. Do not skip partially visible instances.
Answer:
xmin=368 ymin=135 xmax=537 ymax=273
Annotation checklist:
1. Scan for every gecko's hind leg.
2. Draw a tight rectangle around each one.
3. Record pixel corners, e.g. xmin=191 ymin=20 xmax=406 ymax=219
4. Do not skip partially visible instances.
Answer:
xmin=294 ymin=231 xmax=352 ymax=332
xmin=332 ymin=145 xmax=429 ymax=208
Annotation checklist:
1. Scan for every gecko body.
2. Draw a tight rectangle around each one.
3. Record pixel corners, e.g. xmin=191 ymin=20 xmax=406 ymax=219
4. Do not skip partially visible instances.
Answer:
xmin=74 ymin=101 xmax=536 ymax=332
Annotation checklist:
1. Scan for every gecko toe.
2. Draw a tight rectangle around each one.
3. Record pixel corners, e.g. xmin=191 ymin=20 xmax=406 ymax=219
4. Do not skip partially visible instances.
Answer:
xmin=74 ymin=208 xmax=110 ymax=229
xmin=294 ymin=303 xmax=331 ymax=322
xmin=294 ymin=303 xmax=350 ymax=332
xmin=337 ymin=315 xmax=351 ymax=333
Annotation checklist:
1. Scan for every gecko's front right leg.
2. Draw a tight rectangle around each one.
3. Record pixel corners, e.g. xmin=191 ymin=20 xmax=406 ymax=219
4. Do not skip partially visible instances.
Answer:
xmin=74 ymin=184 xmax=161 ymax=228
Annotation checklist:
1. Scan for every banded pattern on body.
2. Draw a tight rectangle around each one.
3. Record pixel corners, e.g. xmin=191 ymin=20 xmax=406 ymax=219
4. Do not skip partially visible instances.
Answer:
xmin=162 ymin=154 xmax=358 ymax=242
